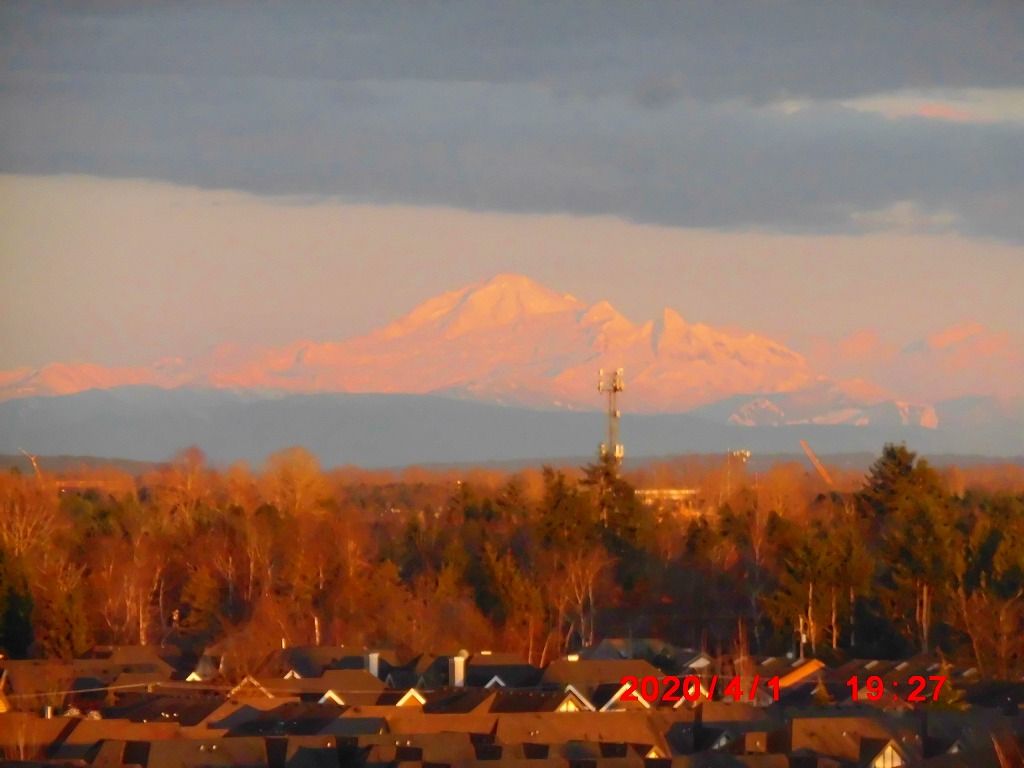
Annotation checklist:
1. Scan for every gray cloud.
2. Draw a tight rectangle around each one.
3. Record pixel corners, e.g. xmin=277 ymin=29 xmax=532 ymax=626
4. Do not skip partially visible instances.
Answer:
xmin=4 ymin=2 xmax=1022 ymax=101
xmin=1 ymin=1 xmax=1022 ymax=240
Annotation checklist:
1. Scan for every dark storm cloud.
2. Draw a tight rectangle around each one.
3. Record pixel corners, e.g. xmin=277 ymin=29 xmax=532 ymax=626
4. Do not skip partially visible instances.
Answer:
xmin=1 ymin=1 xmax=1022 ymax=239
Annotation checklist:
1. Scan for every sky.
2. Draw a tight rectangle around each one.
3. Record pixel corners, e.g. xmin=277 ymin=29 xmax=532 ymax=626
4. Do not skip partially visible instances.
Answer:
xmin=1 ymin=2 xmax=1022 ymax=402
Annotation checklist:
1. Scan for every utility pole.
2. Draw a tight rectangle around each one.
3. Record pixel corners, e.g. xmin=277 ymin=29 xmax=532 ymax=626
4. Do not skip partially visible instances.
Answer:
xmin=597 ymin=368 xmax=624 ymax=466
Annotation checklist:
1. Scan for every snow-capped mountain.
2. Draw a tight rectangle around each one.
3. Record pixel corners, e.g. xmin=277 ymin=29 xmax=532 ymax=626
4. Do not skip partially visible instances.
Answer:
xmin=0 ymin=273 xmax=944 ymax=429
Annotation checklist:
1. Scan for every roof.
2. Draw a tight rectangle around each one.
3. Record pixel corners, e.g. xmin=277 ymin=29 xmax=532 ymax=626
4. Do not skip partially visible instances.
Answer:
xmin=226 ymin=701 xmax=343 ymax=736
xmin=46 ymin=717 xmax=180 ymax=761
xmin=1 ymin=659 xmax=76 ymax=697
xmin=493 ymin=711 xmax=669 ymax=754
xmin=102 ymin=693 xmax=225 ymax=726
xmin=318 ymin=715 xmax=387 ymax=736
xmin=542 ymin=659 xmax=663 ymax=690
xmin=82 ymin=644 xmax=180 ymax=671
xmin=0 ymin=712 xmax=76 ymax=755
xmin=964 ymin=680 xmax=1024 ymax=709
xmin=259 ymin=645 xmax=401 ymax=678
xmin=200 ymin=696 xmax=298 ymax=734
xmin=582 ymin=638 xmax=677 ymax=662
xmin=787 ymin=715 xmax=921 ymax=764
xmin=377 ymin=708 xmax=498 ymax=737
xmin=590 ymin=681 xmax=649 ymax=712
xmin=246 ymin=668 xmax=385 ymax=697
xmin=422 ymin=687 xmax=496 ymax=714
xmin=467 ymin=662 xmax=543 ymax=688
xmin=356 ymin=731 xmax=479 ymax=763
xmin=488 ymin=689 xmax=589 ymax=714
xmin=134 ymin=735 xmax=269 ymax=767
xmin=274 ymin=735 xmax=344 ymax=768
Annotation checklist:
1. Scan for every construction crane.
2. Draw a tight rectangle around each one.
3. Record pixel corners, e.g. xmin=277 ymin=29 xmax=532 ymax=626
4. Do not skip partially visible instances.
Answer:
xmin=799 ymin=439 xmax=834 ymax=487
xmin=597 ymin=368 xmax=624 ymax=464
xmin=18 ymin=447 xmax=42 ymax=480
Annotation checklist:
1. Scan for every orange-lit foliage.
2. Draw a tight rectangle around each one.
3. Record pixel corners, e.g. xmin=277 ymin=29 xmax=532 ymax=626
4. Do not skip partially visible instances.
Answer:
xmin=1 ymin=446 xmax=1022 ymax=680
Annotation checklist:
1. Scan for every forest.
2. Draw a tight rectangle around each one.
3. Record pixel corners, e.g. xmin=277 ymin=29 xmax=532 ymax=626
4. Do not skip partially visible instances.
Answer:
xmin=1 ymin=445 xmax=1023 ymax=682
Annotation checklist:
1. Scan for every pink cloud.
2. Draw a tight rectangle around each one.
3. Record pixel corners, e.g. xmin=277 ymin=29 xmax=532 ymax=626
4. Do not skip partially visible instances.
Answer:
xmin=913 ymin=102 xmax=976 ymax=123
xmin=926 ymin=321 xmax=987 ymax=350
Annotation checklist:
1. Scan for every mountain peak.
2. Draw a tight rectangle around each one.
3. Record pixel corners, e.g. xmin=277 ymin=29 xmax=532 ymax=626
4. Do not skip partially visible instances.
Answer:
xmin=440 ymin=273 xmax=582 ymax=337
xmin=372 ymin=273 xmax=582 ymax=342
xmin=661 ymin=307 xmax=687 ymax=329
xmin=482 ymin=272 xmax=546 ymax=289
xmin=472 ymin=272 xmax=579 ymax=306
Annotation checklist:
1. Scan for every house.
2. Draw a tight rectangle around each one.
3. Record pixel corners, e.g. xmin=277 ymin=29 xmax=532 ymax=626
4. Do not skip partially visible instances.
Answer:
xmin=364 ymin=707 xmax=498 ymax=738
xmin=589 ymin=681 xmax=650 ymax=712
xmin=185 ymin=649 xmax=225 ymax=682
xmin=45 ymin=717 xmax=181 ymax=762
xmin=115 ymin=735 xmax=271 ymax=768
xmin=541 ymin=658 xmax=663 ymax=695
xmin=488 ymin=688 xmax=594 ymax=714
xmin=101 ymin=692 xmax=226 ymax=726
xmin=225 ymin=701 xmax=343 ymax=736
xmin=466 ymin=651 xmax=543 ymax=688
xmin=78 ymin=644 xmax=180 ymax=678
xmin=786 ymin=716 xmax=920 ymax=767
xmin=354 ymin=730 xmax=479 ymax=764
xmin=582 ymin=637 xmax=679 ymax=668
xmin=0 ymin=712 xmax=76 ymax=760
xmin=492 ymin=710 xmax=672 ymax=757
xmin=421 ymin=687 xmax=496 ymax=714
xmin=228 ymin=668 xmax=386 ymax=703
xmin=259 ymin=645 xmax=401 ymax=680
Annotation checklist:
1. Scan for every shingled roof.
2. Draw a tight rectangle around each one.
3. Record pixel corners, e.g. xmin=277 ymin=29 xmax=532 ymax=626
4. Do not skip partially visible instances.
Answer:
xmin=542 ymin=659 xmax=663 ymax=691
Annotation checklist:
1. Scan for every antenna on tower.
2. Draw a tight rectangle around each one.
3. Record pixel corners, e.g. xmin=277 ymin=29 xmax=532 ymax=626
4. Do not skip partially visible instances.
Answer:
xmin=597 ymin=368 xmax=625 ymax=465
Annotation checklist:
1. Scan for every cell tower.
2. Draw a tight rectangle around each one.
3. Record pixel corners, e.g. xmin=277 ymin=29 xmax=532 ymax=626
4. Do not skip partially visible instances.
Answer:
xmin=597 ymin=368 xmax=625 ymax=464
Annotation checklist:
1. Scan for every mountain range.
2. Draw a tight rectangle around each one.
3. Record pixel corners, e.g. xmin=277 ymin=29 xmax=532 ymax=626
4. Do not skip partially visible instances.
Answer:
xmin=2 ymin=274 xmax=1021 ymax=463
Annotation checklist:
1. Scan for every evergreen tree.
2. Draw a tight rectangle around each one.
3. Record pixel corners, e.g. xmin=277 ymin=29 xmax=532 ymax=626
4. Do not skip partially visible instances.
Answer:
xmin=0 ymin=549 xmax=33 ymax=657
xmin=179 ymin=565 xmax=223 ymax=643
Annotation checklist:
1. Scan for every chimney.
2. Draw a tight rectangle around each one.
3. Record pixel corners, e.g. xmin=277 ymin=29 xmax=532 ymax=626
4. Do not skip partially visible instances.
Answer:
xmin=43 ymin=705 xmax=53 ymax=719
xmin=450 ymin=656 xmax=466 ymax=688
xmin=367 ymin=651 xmax=380 ymax=679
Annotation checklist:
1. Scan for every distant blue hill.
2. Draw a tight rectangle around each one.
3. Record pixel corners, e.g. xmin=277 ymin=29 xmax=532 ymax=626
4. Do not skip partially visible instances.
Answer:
xmin=0 ymin=386 xmax=1019 ymax=468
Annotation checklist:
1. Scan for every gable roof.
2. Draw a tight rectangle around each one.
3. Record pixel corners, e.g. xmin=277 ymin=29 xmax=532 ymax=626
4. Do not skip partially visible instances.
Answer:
xmin=228 ymin=675 xmax=274 ymax=699
xmin=466 ymin=662 xmax=543 ymax=688
xmin=244 ymin=668 xmax=386 ymax=698
xmin=590 ymin=681 xmax=650 ymax=712
xmin=487 ymin=689 xmax=591 ymax=714
xmin=541 ymin=658 xmax=662 ymax=690
xmin=788 ymin=715 xmax=920 ymax=764
xmin=422 ymin=687 xmax=496 ymax=714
